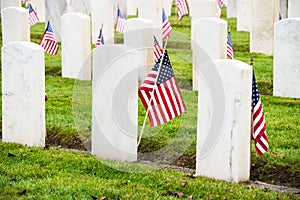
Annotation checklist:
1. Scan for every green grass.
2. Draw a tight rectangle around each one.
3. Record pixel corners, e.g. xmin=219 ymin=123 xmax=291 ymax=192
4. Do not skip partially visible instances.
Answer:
xmin=0 ymin=142 xmax=298 ymax=199
xmin=0 ymin=5 xmax=299 ymax=199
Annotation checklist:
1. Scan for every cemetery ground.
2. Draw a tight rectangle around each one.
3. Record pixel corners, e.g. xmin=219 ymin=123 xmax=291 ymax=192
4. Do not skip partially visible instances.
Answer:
xmin=0 ymin=8 xmax=299 ymax=199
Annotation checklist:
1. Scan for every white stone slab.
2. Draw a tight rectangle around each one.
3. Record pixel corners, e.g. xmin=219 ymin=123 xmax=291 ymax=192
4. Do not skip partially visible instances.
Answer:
xmin=1 ymin=7 xmax=30 ymax=45
xmin=237 ymin=0 xmax=251 ymax=31
xmin=196 ymin=59 xmax=252 ymax=183
xmin=45 ymin=0 xmax=67 ymax=42
xmin=192 ymin=17 xmax=227 ymax=91
xmin=250 ymin=0 xmax=279 ymax=55
xmin=288 ymin=0 xmax=300 ymax=18
xmin=2 ymin=41 xmax=45 ymax=147
xmin=138 ymin=0 xmax=162 ymax=43
xmin=1 ymin=0 xmax=21 ymax=10
xmin=190 ymin=0 xmax=219 ymax=21
xmin=61 ymin=12 xmax=91 ymax=80
xmin=29 ymin=0 xmax=45 ymax=22
xmin=92 ymin=45 xmax=139 ymax=162
xmin=163 ymin=0 xmax=173 ymax=16
xmin=274 ymin=18 xmax=300 ymax=98
xmin=127 ymin=0 xmax=137 ymax=15
xmin=91 ymin=0 xmax=114 ymax=44
xmin=124 ymin=18 xmax=155 ymax=82
xmin=280 ymin=0 xmax=287 ymax=19
xmin=70 ymin=0 xmax=91 ymax=15
xmin=227 ymin=0 xmax=237 ymax=18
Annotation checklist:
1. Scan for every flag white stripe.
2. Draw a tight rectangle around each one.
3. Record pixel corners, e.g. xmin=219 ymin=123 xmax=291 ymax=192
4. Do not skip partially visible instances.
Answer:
xmin=166 ymin=81 xmax=180 ymax=116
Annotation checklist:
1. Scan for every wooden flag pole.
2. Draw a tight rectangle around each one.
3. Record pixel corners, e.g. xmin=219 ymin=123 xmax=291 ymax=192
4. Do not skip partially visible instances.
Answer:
xmin=137 ymin=39 xmax=169 ymax=147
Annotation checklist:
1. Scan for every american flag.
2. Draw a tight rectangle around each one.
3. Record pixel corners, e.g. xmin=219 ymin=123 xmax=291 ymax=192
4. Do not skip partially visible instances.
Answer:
xmin=217 ymin=0 xmax=227 ymax=7
xmin=39 ymin=21 xmax=59 ymax=55
xmin=95 ymin=27 xmax=104 ymax=47
xmin=176 ymin=0 xmax=189 ymax=20
xmin=153 ymin=36 xmax=163 ymax=63
xmin=252 ymin=72 xmax=269 ymax=156
xmin=28 ymin=4 xmax=39 ymax=26
xmin=116 ymin=8 xmax=125 ymax=33
xmin=227 ymin=32 xmax=234 ymax=59
xmin=138 ymin=50 xmax=186 ymax=126
xmin=162 ymin=8 xmax=172 ymax=41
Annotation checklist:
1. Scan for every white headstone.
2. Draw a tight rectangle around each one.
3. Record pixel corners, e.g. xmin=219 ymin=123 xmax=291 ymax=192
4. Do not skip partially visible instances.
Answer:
xmin=288 ymin=0 xmax=300 ymax=18
xmin=1 ymin=7 xmax=30 ymax=45
xmin=61 ymin=12 xmax=91 ymax=80
xmin=29 ymin=0 xmax=46 ymax=22
xmin=124 ymin=18 xmax=155 ymax=82
xmin=192 ymin=17 xmax=227 ymax=91
xmin=2 ymin=41 xmax=45 ymax=147
xmin=45 ymin=0 xmax=67 ymax=42
xmin=190 ymin=0 xmax=219 ymax=21
xmin=274 ymin=18 xmax=300 ymax=98
xmin=196 ymin=59 xmax=252 ymax=183
xmin=163 ymin=0 xmax=173 ymax=16
xmin=1 ymin=0 xmax=21 ymax=10
xmin=92 ymin=45 xmax=138 ymax=162
xmin=280 ymin=0 xmax=287 ymax=19
xmin=91 ymin=0 xmax=114 ymax=44
xmin=250 ymin=0 xmax=279 ymax=55
xmin=138 ymin=0 xmax=162 ymax=43
xmin=127 ymin=0 xmax=137 ymax=15
xmin=70 ymin=0 xmax=91 ymax=15
xmin=227 ymin=0 xmax=237 ymax=18
xmin=237 ymin=0 xmax=251 ymax=31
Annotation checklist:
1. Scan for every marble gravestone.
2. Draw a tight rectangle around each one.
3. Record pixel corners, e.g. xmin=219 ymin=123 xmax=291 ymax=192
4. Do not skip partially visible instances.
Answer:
xmin=288 ymin=0 xmax=300 ymax=18
xmin=1 ymin=7 xmax=30 ymax=45
xmin=227 ymin=0 xmax=237 ymax=18
xmin=124 ymin=18 xmax=155 ymax=82
xmin=250 ymin=0 xmax=279 ymax=55
xmin=274 ymin=18 xmax=300 ymax=98
xmin=30 ymin=0 xmax=46 ymax=22
xmin=138 ymin=0 xmax=162 ymax=43
xmin=192 ymin=18 xmax=227 ymax=91
xmin=92 ymin=45 xmax=139 ymax=162
xmin=163 ymin=0 xmax=173 ymax=16
xmin=45 ymin=0 xmax=68 ymax=42
xmin=70 ymin=0 xmax=91 ymax=15
xmin=61 ymin=12 xmax=91 ymax=80
xmin=190 ymin=0 xmax=219 ymax=21
xmin=91 ymin=0 xmax=114 ymax=44
xmin=2 ymin=42 xmax=45 ymax=147
xmin=127 ymin=0 xmax=137 ymax=15
xmin=196 ymin=60 xmax=252 ymax=183
xmin=237 ymin=0 xmax=251 ymax=31
xmin=1 ymin=0 xmax=21 ymax=11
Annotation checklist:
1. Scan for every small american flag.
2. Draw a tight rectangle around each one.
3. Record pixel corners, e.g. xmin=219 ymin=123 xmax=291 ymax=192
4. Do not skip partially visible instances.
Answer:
xmin=176 ymin=0 xmax=189 ymax=20
xmin=116 ymin=8 xmax=125 ymax=33
xmin=39 ymin=21 xmax=59 ymax=55
xmin=138 ymin=50 xmax=186 ymax=126
xmin=162 ymin=8 xmax=172 ymax=41
xmin=153 ymin=36 xmax=163 ymax=63
xmin=28 ymin=4 xmax=39 ymax=26
xmin=217 ymin=0 xmax=227 ymax=7
xmin=227 ymin=32 xmax=234 ymax=59
xmin=252 ymin=72 xmax=269 ymax=156
xmin=95 ymin=28 xmax=104 ymax=47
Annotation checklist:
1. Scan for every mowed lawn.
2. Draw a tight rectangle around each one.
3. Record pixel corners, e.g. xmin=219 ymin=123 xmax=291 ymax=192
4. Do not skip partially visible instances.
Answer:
xmin=0 ymin=6 xmax=299 ymax=199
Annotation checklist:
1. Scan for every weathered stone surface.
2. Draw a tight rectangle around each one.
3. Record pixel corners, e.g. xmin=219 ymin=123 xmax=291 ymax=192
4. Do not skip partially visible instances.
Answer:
xmin=61 ymin=12 xmax=91 ymax=80
xmin=2 ymin=41 xmax=45 ymax=147
xmin=274 ymin=18 xmax=300 ymax=98
xmin=196 ymin=59 xmax=252 ymax=183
